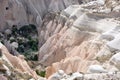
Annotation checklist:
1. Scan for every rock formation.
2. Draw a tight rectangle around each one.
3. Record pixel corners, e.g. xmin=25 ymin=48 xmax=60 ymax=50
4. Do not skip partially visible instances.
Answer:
xmin=0 ymin=0 xmax=120 ymax=80
xmin=38 ymin=0 xmax=120 ymax=79
xmin=0 ymin=42 xmax=39 ymax=79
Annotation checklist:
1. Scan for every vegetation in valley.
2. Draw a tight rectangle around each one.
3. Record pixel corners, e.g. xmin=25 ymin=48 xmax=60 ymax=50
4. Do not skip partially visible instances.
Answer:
xmin=0 ymin=24 xmax=39 ymax=61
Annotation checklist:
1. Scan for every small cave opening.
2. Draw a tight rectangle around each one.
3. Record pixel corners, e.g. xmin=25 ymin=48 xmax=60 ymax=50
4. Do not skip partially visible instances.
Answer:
xmin=6 ymin=7 xmax=9 ymax=10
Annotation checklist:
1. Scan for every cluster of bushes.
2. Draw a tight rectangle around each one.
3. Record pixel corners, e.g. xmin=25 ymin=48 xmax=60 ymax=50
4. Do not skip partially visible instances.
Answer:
xmin=11 ymin=24 xmax=39 ymax=61
xmin=36 ymin=70 xmax=46 ymax=77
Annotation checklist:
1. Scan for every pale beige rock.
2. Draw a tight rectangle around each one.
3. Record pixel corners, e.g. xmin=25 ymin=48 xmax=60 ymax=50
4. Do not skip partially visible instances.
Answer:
xmin=0 ymin=43 xmax=38 ymax=79
xmin=63 ymin=0 xmax=80 ymax=7
xmin=110 ymin=52 xmax=120 ymax=70
xmin=54 ymin=24 xmax=63 ymax=34
xmin=0 ymin=0 xmax=81 ymax=32
xmin=1 ymin=0 xmax=120 ymax=79
xmin=47 ymin=70 xmax=66 ymax=80
xmin=48 ymin=0 xmax=65 ymax=12
xmin=39 ymin=26 xmax=95 ymax=66
xmin=95 ymin=46 xmax=113 ymax=62
xmin=0 ymin=75 xmax=7 ymax=80
xmin=61 ymin=5 xmax=80 ymax=18
xmin=87 ymin=65 xmax=107 ymax=73
xmin=107 ymin=36 xmax=120 ymax=52
xmin=101 ymin=26 xmax=120 ymax=41
xmin=67 ymin=72 xmax=83 ymax=80
xmin=46 ymin=56 xmax=99 ymax=78
xmin=39 ymin=2 xmax=120 ymax=77
xmin=73 ymin=13 xmax=118 ymax=32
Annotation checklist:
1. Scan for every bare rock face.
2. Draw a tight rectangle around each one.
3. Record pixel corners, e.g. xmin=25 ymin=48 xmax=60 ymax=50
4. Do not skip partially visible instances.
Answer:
xmin=0 ymin=0 xmax=86 ymax=79
xmin=0 ymin=0 xmax=84 ymax=50
xmin=47 ymin=70 xmax=66 ymax=80
xmin=0 ymin=42 xmax=38 ymax=79
xmin=110 ymin=52 xmax=120 ymax=70
xmin=1 ymin=0 xmax=120 ymax=79
xmin=0 ymin=0 xmax=84 ymax=31
xmin=47 ymin=70 xmax=120 ymax=80
xmin=87 ymin=65 xmax=107 ymax=73
xmin=0 ymin=75 xmax=7 ymax=80
xmin=37 ymin=0 xmax=120 ymax=78
xmin=0 ymin=0 xmax=28 ymax=31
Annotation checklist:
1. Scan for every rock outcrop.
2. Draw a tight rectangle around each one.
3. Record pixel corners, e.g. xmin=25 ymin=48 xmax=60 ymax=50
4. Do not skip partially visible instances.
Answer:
xmin=0 ymin=42 xmax=38 ymax=79
xmin=0 ymin=0 xmax=85 ymax=49
xmin=37 ymin=0 xmax=120 ymax=78
xmin=0 ymin=75 xmax=7 ymax=80
xmin=47 ymin=70 xmax=120 ymax=80
xmin=1 ymin=0 xmax=120 ymax=80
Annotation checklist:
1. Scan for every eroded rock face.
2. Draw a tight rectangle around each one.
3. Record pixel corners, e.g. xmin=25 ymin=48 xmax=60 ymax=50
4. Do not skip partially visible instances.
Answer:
xmin=0 ymin=42 xmax=38 ymax=79
xmin=47 ymin=70 xmax=120 ymax=80
xmin=0 ymin=0 xmax=85 ymax=51
xmin=37 ymin=0 xmax=120 ymax=78
xmin=0 ymin=0 xmax=84 ymax=31
xmin=110 ymin=52 xmax=120 ymax=70
xmin=0 ymin=75 xmax=7 ymax=80
xmin=1 ymin=0 xmax=120 ymax=79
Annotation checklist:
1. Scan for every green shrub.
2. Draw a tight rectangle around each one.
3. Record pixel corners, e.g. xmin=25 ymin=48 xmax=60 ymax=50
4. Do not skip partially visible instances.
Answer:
xmin=27 ymin=38 xmax=38 ymax=51
xmin=11 ymin=24 xmax=39 ymax=61
xmin=36 ymin=70 xmax=46 ymax=77
xmin=10 ymin=38 xmax=16 ymax=43
xmin=23 ymin=49 xmax=38 ymax=61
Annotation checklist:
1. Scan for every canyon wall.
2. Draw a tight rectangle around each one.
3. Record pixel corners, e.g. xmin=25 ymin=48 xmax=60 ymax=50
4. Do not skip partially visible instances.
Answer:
xmin=0 ymin=0 xmax=84 ymax=31
xmin=0 ymin=0 xmax=120 ymax=80
xmin=37 ymin=0 xmax=120 ymax=78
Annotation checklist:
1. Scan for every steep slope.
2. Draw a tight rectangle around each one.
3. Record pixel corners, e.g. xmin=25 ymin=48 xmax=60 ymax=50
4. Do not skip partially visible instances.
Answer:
xmin=0 ymin=0 xmax=120 ymax=80
xmin=0 ymin=42 xmax=39 ymax=79
xmin=0 ymin=0 xmax=85 ymax=79
xmin=37 ymin=0 xmax=120 ymax=79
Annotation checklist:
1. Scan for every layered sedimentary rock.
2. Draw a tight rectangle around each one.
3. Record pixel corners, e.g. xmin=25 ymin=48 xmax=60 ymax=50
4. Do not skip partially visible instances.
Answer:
xmin=0 ymin=0 xmax=85 ymax=49
xmin=1 ymin=0 xmax=120 ymax=80
xmin=0 ymin=0 xmax=84 ymax=30
xmin=0 ymin=42 xmax=38 ymax=79
xmin=37 ymin=0 xmax=120 ymax=78
xmin=47 ymin=70 xmax=120 ymax=80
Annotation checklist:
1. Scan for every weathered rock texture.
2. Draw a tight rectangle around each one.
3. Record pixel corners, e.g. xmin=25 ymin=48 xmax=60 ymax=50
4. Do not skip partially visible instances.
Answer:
xmin=37 ymin=0 xmax=120 ymax=78
xmin=0 ymin=42 xmax=38 ymax=79
xmin=47 ymin=70 xmax=120 ymax=80
xmin=1 ymin=0 xmax=120 ymax=80
xmin=0 ymin=0 xmax=86 ymax=48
